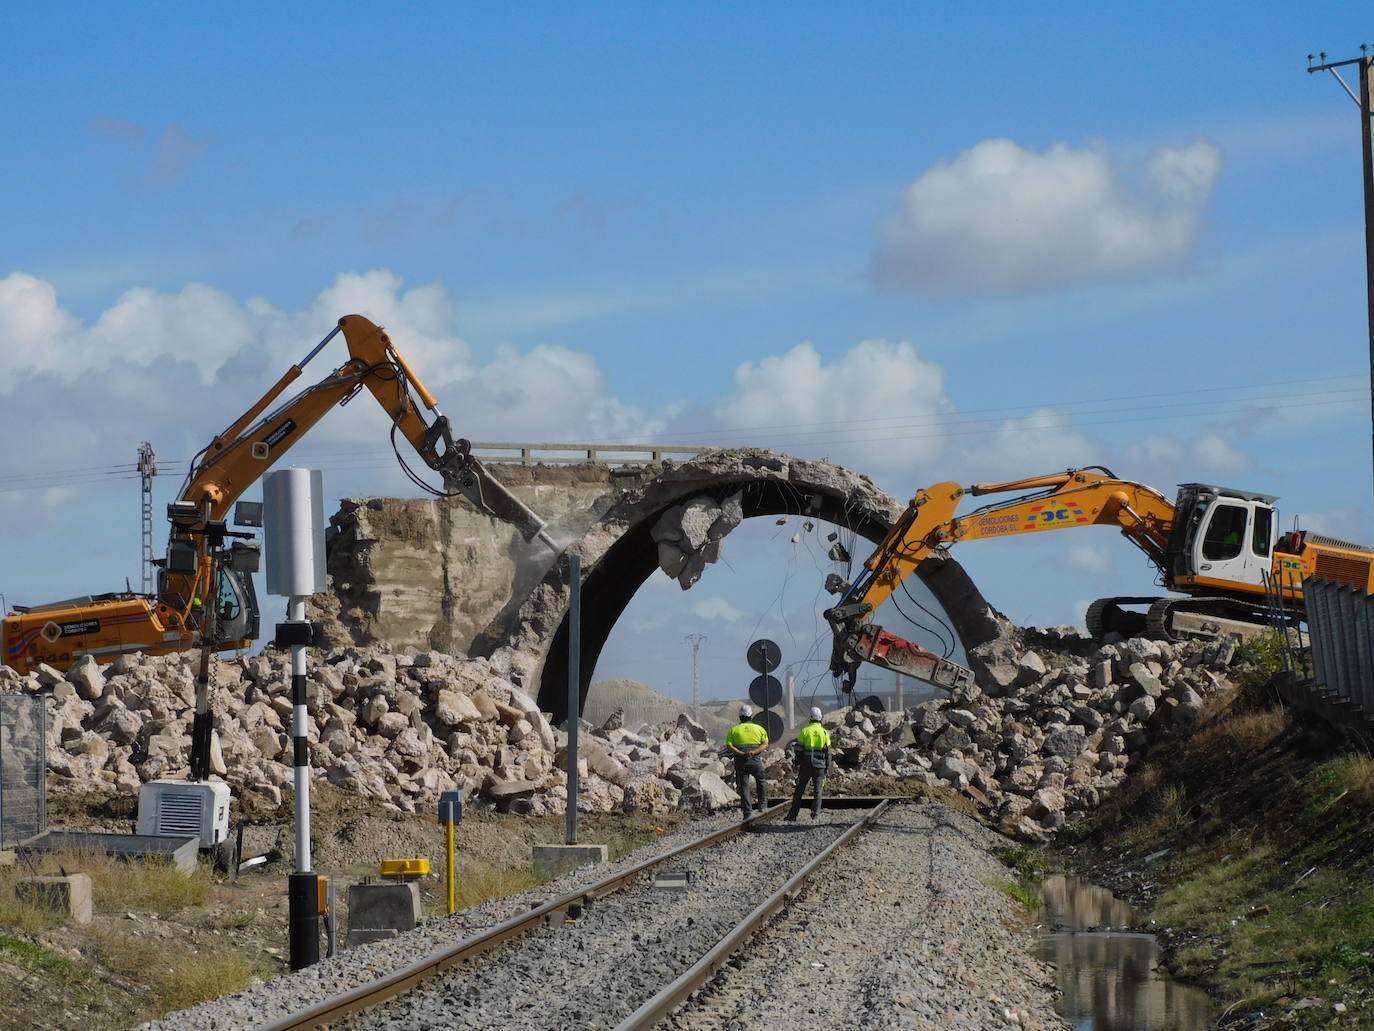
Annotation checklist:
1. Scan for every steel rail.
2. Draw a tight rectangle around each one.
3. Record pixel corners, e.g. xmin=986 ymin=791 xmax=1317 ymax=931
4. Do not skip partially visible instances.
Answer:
xmin=610 ymin=799 xmax=890 ymax=1031
xmin=259 ymin=803 xmax=789 ymax=1031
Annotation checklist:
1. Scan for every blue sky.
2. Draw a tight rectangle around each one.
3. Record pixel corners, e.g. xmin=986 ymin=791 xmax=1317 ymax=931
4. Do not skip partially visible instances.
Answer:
xmin=2 ymin=3 xmax=1372 ymax=706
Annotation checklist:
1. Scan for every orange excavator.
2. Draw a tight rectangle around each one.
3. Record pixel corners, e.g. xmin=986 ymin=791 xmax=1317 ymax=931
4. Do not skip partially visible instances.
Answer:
xmin=825 ymin=466 xmax=1374 ymax=691
xmin=3 ymin=314 xmax=556 ymax=678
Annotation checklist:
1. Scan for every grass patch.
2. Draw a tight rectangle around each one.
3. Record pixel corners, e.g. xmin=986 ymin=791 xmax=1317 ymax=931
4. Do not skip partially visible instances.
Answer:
xmin=422 ymin=862 xmax=543 ymax=918
xmin=0 ymin=933 xmax=89 ymax=983
xmin=985 ymin=875 xmax=1043 ymax=910
xmin=90 ymin=928 xmax=271 ymax=1016
xmin=990 ymin=845 xmax=1050 ymax=912
xmin=0 ymin=891 xmax=67 ymax=934
xmin=154 ymin=949 xmax=269 ymax=1013
xmin=218 ymin=910 xmax=257 ymax=930
xmin=1 ymin=849 xmax=212 ymax=918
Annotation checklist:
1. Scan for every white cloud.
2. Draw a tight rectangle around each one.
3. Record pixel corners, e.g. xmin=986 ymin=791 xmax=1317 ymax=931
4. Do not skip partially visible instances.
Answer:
xmin=1066 ymin=544 xmax=1112 ymax=575
xmin=870 ymin=137 xmax=1223 ymax=294
xmin=1190 ymin=432 xmax=1250 ymax=473
xmin=0 ymin=270 xmax=665 ymax=529
xmin=689 ymin=338 xmax=954 ymax=477
xmin=690 ymin=597 xmax=748 ymax=623
xmin=1123 ymin=431 xmax=1254 ymax=489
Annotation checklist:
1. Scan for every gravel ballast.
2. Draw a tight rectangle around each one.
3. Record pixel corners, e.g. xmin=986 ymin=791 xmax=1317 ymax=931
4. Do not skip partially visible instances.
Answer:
xmin=664 ymin=802 xmax=1068 ymax=1031
xmin=138 ymin=804 xmax=1065 ymax=1031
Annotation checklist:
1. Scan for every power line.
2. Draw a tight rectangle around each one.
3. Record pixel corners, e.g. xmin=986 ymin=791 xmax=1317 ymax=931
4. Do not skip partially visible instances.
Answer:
xmin=0 ymin=378 xmax=1369 ymax=498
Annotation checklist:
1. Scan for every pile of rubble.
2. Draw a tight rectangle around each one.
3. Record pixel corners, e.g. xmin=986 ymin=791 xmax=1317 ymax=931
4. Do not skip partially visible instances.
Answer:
xmin=0 ymin=617 xmax=1241 ymax=837
xmin=0 ymin=649 xmax=738 ymax=817
xmin=811 ymin=624 xmax=1239 ymax=838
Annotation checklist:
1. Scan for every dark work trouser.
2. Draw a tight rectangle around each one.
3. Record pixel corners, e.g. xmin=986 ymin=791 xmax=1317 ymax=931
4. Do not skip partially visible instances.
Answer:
xmin=733 ymin=755 xmax=767 ymax=818
xmin=787 ymin=757 xmax=827 ymax=820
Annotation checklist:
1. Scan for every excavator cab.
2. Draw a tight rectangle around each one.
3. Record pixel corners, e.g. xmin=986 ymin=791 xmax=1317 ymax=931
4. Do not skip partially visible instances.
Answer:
xmin=210 ymin=564 xmax=259 ymax=646
xmin=1167 ymin=484 xmax=1276 ymax=590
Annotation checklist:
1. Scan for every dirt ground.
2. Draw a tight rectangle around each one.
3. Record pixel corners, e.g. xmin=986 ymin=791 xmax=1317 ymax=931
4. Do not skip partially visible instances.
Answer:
xmin=2 ymin=785 xmax=686 ymax=1031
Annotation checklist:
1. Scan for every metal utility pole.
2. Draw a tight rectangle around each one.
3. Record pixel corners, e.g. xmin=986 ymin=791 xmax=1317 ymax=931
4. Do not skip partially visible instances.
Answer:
xmin=137 ymin=442 xmax=157 ymax=595
xmin=684 ymin=633 xmax=707 ymax=714
xmin=1309 ymin=47 xmax=1374 ymax=511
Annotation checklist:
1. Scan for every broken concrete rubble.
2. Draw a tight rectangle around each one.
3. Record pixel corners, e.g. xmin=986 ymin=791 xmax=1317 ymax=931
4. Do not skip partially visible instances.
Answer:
xmin=2 ymin=596 xmax=1242 ymax=839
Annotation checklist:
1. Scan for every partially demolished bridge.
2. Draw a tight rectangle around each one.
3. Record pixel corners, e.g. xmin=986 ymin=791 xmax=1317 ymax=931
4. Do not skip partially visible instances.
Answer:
xmin=316 ymin=449 xmax=1000 ymax=722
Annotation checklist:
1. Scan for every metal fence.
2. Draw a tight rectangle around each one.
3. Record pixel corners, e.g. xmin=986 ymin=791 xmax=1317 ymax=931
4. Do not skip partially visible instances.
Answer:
xmin=1304 ymin=577 xmax=1374 ymax=714
xmin=0 ymin=693 xmax=47 ymax=848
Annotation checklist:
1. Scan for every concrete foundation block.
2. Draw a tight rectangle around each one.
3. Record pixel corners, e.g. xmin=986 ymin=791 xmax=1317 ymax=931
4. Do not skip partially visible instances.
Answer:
xmin=347 ymin=881 xmax=420 ymax=939
xmin=0 ymin=850 xmax=16 ymax=868
xmin=345 ymin=926 xmax=400 ymax=948
xmin=532 ymin=843 xmax=608 ymax=879
xmin=18 ymin=873 xmax=93 ymax=925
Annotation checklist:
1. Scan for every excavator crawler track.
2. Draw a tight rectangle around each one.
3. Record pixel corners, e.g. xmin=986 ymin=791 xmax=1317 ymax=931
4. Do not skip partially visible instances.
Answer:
xmin=1085 ymin=597 xmax=1162 ymax=640
xmin=1144 ymin=596 xmax=1274 ymax=642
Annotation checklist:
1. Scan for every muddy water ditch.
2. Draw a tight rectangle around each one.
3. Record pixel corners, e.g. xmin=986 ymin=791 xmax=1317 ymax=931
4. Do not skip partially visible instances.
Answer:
xmin=1033 ymin=874 xmax=1215 ymax=1030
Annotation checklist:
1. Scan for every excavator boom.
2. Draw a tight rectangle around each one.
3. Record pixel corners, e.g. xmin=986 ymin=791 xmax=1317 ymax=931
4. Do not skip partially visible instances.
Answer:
xmin=3 ymin=315 xmax=555 ymax=675
xmin=825 ymin=468 xmax=1189 ymax=692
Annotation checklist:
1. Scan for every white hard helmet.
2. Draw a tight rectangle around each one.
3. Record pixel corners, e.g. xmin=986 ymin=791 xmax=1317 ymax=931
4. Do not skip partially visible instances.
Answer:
xmin=740 ymin=704 xmax=754 ymax=718
xmin=809 ymin=706 xmax=823 ymax=721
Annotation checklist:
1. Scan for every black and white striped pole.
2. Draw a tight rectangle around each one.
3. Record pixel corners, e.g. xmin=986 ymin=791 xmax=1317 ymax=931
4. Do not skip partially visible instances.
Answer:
xmin=264 ymin=468 xmax=328 ymax=972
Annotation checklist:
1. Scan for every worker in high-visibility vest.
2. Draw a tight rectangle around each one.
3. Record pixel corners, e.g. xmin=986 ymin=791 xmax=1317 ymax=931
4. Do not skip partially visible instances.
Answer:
xmin=784 ymin=706 xmax=832 ymax=823
xmin=726 ymin=704 xmax=769 ymax=820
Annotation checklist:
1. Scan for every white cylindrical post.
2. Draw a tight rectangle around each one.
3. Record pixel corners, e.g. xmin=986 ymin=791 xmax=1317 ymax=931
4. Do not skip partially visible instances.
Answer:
xmin=264 ymin=468 xmax=326 ymax=972
xmin=785 ymin=669 xmax=796 ymax=731
xmin=290 ymin=594 xmax=310 ymax=870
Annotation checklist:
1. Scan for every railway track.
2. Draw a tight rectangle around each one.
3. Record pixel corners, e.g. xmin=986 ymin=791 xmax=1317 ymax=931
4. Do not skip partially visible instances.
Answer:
xmin=262 ymin=799 xmax=890 ymax=1031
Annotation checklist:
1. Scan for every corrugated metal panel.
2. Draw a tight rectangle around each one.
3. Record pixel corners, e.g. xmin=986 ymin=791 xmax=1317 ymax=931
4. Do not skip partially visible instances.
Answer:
xmin=1305 ymin=577 xmax=1374 ymax=713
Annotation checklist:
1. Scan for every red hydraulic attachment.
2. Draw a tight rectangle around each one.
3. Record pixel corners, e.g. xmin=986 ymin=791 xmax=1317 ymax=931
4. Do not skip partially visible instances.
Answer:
xmin=844 ymin=625 xmax=974 ymax=692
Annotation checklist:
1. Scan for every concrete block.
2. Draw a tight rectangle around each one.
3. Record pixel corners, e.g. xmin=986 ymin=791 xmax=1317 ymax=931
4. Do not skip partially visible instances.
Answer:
xmin=346 ymin=926 xmax=400 ymax=948
xmin=18 ymin=873 xmax=93 ymax=925
xmin=532 ymin=843 xmax=608 ymax=879
xmin=0 ymin=850 xmax=15 ymax=868
xmin=347 ymin=881 xmax=420 ymax=936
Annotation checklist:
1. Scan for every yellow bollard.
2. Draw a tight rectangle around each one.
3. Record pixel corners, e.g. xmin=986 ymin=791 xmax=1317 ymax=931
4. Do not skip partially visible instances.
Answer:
xmin=446 ymin=820 xmax=456 ymax=913
xmin=439 ymin=790 xmax=463 ymax=914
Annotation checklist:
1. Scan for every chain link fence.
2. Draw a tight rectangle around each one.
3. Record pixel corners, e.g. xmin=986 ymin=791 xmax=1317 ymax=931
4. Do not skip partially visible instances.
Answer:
xmin=0 ymin=693 xmax=47 ymax=848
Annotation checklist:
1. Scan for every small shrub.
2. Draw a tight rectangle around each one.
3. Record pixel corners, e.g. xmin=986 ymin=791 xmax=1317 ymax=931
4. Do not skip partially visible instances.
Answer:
xmin=993 ymin=845 xmax=1050 ymax=881
xmin=985 ymin=875 xmax=1041 ymax=910
xmin=1233 ymin=630 xmax=1288 ymax=694
xmin=218 ymin=911 xmax=257 ymax=930
xmin=1120 ymin=783 xmax=1189 ymax=850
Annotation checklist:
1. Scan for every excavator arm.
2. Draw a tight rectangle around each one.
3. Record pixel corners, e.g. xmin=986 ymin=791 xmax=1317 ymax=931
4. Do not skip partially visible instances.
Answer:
xmin=3 ymin=315 xmax=555 ymax=675
xmin=157 ymin=314 xmax=555 ymax=638
xmin=824 ymin=467 xmax=1176 ymax=691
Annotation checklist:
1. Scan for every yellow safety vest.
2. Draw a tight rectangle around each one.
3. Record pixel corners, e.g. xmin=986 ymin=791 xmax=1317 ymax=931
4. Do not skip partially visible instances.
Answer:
xmin=727 ymin=722 xmax=768 ymax=748
xmin=797 ymin=721 xmax=830 ymax=748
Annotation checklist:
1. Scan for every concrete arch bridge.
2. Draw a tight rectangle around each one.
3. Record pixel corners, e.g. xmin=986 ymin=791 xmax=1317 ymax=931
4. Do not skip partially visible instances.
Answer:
xmin=315 ymin=449 xmax=1000 ymax=723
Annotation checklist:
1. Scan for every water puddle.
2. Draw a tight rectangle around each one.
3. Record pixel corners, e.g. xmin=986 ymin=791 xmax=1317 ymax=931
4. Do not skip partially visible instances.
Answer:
xmin=1032 ymin=874 xmax=1215 ymax=1030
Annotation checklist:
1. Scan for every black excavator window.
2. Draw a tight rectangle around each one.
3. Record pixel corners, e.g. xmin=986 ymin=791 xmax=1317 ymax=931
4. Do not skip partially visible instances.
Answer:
xmin=1202 ymin=503 xmax=1248 ymax=561
xmin=1251 ymin=507 xmax=1273 ymax=558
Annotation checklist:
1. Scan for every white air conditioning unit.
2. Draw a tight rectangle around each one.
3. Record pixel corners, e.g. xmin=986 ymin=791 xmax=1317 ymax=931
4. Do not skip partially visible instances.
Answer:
xmin=137 ymin=779 xmax=232 ymax=849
